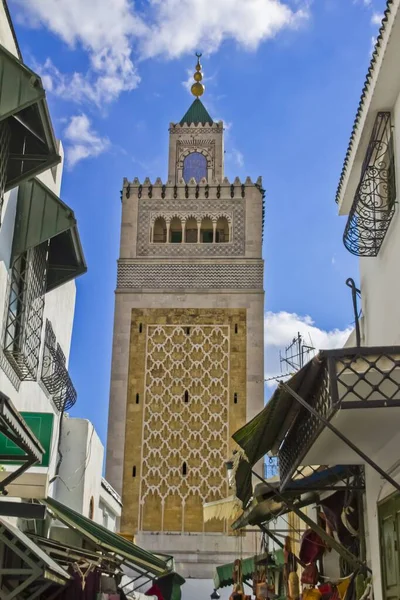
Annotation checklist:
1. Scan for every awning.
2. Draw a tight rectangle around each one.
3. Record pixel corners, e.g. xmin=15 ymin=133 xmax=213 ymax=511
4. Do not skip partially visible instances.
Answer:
xmin=43 ymin=497 xmax=178 ymax=578
xmin=12 ymin=177 xmax=86 ymax=291
xmin=214 ymin=553 xmax=278 ymax=589
xmin=233 ymin=357 xmax=322 ymax=465
xmin=203 ymin=495 xmax=243 ymax=523
xmin=0 ymin=43 xmax=60 ymax=191
xmin=232 ymin=357 xmax=325 ymax=506
xmin=0 ymin=517 xmax=70 ymax=599
xmin=29 ymin=533 xmax=120 ymax=574
xmin=0 ymin=392 xmax=44 ymax=494
xmin=232 ymin=466 xmax=359 ymax=531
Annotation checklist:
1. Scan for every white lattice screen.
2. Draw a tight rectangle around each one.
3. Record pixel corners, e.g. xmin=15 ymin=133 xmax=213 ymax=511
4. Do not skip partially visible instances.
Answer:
xmin=139 ymin=324 xmax=230 ymax=531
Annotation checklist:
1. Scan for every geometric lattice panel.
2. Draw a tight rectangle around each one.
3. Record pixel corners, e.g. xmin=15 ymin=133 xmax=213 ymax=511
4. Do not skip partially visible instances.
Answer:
xmin=140 ymin=325 xmax=230 ymax=532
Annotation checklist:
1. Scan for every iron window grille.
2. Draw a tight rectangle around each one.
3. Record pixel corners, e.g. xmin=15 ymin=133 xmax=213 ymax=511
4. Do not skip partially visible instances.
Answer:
xmin=41 ymin=320 xmax=77 ymax=412
xmin=3 ymin=243 xmax=47 ymax=380
xmin=343 ymin=112 xmax=396 ymax=257
xmin=278 ymin=346 xmax=400 ymax=489
xmin=0 ymin=121 xmax=10 ymax=226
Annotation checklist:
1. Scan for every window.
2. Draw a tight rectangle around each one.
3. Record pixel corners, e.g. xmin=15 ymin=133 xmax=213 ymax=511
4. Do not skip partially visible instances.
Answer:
xmin=235 ymin=324 xmax=238 ymax=334
xmin=200 ymin=217 xmax=213 ymax=243
xmin=153 ymin=217 xmax=167 ymax=243
xmin=184 ymin=390 xmax=189 ymax=403
xmin=132 ymin=466 xmax=137 ymax=477
xmin=171 ymin=230 xmax=182 ymax=243
xmin=139 ymin=323 xmax=143 ymax=333
xmin=89 ymin=496 xmax=95 ymax=520
xmin=182 ymin=462 xmax=187 ymax=476
xmin=183 ymin=152 xmax=207 ymax=183
xmin=136 ymin=393 xmax=140 ymax=404
xmin=234 ymin=393 xmax=238 ymax=404
xmin=103 ymin=508 xmax=109 ymax=529
xmin=216 ymin=217 xmax=230 ymax=243
xmin=169 ymin=217 xmax=182 ymax=243
xmin=3 ymin=243 xmax=47 ymax=380
xmin=185 ymin=217 xmax=198 ymax=243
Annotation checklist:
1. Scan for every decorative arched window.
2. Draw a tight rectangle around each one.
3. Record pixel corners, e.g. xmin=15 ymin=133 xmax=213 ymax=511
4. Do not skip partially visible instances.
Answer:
xmin=183 ymin=152 xmax=207 ymax=183
xmin=169 ymin=217 xmax=182 ymax=243
xmin=200 ymin=217 xmax=213 ymax=243
xmin=216 ymin=216 xmax=230 ymax=243
xmin=153 ymin=217 xmax=166 ymax=243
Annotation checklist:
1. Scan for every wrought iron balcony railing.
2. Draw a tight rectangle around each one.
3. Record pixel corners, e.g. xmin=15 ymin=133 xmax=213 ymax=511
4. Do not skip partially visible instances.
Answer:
xmin=278 ymin=346 xmax=400 ymax=489
xmin=41 ymin=320 xmax=77 ymax=412
xmin=343 ymin=112 xmax=396 ymax=257
xmin=3 ymin=244 xmax=47 ymax=381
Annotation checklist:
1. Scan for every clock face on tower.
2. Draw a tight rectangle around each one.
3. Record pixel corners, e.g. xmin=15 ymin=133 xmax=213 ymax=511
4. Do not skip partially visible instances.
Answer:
xmin=183 ymin=152 xmax=207 ymax=182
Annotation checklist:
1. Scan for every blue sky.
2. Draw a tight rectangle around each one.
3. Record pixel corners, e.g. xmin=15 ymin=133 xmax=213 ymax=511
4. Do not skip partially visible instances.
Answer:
xmin=9 ymin=0 xmax=386 ymax=445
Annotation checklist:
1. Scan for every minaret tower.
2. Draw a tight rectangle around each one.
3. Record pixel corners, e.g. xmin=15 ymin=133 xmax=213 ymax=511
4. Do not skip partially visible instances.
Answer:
xmin=106 ymin=56 xmax=265 ymax=578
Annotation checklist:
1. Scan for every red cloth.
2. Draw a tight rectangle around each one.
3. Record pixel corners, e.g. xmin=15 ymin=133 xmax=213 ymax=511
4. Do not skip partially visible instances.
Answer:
xmin=145 ymin=584 xmax=164 ymax=600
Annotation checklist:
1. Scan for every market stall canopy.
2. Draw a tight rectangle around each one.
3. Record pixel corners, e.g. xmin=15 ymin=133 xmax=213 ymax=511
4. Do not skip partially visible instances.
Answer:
xmin=43 ymin=498 xmax=180 ymax=579
xmin=213 ymin=553 xmax=280 ymax=589
xmin=0 ymin=43 xmax=60 ymax=191
xmin=0 ymin=517 xmax=70 ymax=599
xmin=12 ymin=177 xmax=87 ymax=291
xmin=231 ymin=357 xmax=326 ymax=506
xmin=203 ymin=495 xmax=243 ymax=523
xmin=231 ymin=466 xmax=357 ymax=531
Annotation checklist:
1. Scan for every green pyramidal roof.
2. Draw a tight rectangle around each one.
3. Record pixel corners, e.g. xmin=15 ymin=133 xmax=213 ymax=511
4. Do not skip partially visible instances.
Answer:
xmin=180 ymin=98 xmax=213 ymax=125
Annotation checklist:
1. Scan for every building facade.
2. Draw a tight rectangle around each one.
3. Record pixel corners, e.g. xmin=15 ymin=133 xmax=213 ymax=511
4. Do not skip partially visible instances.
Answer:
xmin=336 ymin=2 xmax=400 ymax=598
xmin=0 ymin=0 xmax=86 ymax=503
xmin=106 ymin=59 xmax=265 ymax=578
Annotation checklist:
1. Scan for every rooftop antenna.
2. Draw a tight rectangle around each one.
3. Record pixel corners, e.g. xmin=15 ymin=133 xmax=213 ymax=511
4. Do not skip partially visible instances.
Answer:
xmin=279 ymin=332 xmax=315 ymax=374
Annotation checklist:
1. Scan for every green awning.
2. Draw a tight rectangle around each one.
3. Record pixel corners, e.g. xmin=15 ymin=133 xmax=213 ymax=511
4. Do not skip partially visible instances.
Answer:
xmin=12 ymin=177 xmax=86 ymax=291
xmin=214 ymin=554 xmax=278 ymax=589
xmin=0 ymin=43 xmax=60 ymax=190
xmin=232 ymin=358 xmax=324 ymax=506
xmin=43 ymin=497 xmax=175 ymax=577
xmin=156 ymin=572 xmax=186 ymax=600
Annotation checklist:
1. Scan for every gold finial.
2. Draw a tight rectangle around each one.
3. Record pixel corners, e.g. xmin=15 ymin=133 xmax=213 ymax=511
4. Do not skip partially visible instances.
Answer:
xmin=191 ymin=52 xmax=205 ymax=98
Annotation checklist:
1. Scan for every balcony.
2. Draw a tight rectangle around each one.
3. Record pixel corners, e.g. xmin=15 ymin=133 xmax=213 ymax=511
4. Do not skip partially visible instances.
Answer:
xmin=343 ymin=112 xmax=396 ymax=257
xmin=41 ymin=320 xmax=77 ymax=412
xmin=278 ymin=346 xmax=400 ymax=488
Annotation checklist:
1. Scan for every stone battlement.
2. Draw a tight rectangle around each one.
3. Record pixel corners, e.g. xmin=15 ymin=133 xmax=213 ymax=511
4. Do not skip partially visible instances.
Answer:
xmin=169 ymin=121 xmax=223 ymax=131
xmin=122 ymin=176 xmax=263 ymax=200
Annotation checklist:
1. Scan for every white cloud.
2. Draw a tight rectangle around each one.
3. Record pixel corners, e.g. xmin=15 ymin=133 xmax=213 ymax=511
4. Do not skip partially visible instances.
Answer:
xmin=228 ymin=148 xmax=245 ymax=168
xmin=16 ymin=0 xmax=309 ymax=107
xmin=64 ymin=114 xmax=110 ymax=168
xmin=264 ymin=311 xmax=352 ymax=388
xmin=371 ymin=12 xmax=383 ymax=26
xmin=14 ymin=0 xmax=143 ymax=107
xmin=140 ymin=0 xmax=309 ymax=59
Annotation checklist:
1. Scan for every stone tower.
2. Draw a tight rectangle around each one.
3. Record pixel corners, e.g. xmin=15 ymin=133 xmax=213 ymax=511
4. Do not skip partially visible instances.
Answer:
xmin=106 ymin=57 xmax=265 ymax=578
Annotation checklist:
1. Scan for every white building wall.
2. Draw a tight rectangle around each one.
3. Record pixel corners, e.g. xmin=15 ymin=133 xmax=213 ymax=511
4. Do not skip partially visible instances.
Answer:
xmin=359 ymin=90 xmax=400 ymax=348
xmin=350 ymin=80 xmax=400 ymax=600
xmin=0 ymin=1 xmax=19 ymax=57
xmin=55 ymin=417 xmax=104 ymax=518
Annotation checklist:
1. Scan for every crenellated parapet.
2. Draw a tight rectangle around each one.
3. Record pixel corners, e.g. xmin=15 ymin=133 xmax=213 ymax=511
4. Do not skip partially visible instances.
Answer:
xmin=122 ymin=176 xmax=263 ymax=201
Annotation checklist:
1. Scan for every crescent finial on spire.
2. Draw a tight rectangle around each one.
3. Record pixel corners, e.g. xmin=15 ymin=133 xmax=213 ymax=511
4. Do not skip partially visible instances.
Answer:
xmin=191 ymin=52 xmax=205 ymax=98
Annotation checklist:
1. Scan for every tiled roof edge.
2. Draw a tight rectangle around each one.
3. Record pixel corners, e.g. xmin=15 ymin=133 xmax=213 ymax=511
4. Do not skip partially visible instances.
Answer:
xmin=335 ymin=0 xmax=394 ymax=204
